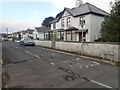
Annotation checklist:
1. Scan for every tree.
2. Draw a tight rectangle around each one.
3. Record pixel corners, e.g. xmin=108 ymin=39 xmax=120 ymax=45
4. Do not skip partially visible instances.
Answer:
xmin=42 ymin=17 xmax=54 ymax=27
xmin=100 ymin=1 xmax=120 ymax=42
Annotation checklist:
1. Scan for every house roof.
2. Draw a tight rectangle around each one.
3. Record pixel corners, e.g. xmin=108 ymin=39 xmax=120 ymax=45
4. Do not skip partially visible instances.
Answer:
xmin=51 ymin=11 xmax=64 ymax=23
xmin=51 ymin=2 xmax=109 ymax=23
xmin=21 ymin=31 xmax=27 ymax=34
xmin=26 ymin=29 xmax=34 ymax=34
xmin=71 ymin=3 xmax=109 ymax=17
xmin=35 ymin=26 xmax=50 ymax=32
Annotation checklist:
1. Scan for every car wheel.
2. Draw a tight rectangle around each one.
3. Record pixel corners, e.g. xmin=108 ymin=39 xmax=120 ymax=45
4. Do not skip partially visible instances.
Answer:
xmin=22 ymin=42 xmax=26 ymax=46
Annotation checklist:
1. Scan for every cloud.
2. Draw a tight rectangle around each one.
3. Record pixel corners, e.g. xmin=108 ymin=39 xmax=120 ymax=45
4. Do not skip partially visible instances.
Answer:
xmin=0 ymin=0 xmax=115 ymax=33
xmin=0 ymin=20 xmax=41 ymax=33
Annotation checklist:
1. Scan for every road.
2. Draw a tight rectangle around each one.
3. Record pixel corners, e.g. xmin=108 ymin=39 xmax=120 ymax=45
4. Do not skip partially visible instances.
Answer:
xmin=2 ymin=41 xmax=119 ymax=89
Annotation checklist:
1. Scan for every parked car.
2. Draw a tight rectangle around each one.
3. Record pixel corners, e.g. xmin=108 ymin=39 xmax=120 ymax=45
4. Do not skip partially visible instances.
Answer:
xmin=20 ymin=38 xmax=35 ymax=46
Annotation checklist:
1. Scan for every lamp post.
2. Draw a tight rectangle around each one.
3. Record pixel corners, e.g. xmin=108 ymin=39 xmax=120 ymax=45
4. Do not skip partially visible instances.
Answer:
xmin=6 ymin=28 xmax=8 ymax=38
xmin=6 ymin=28 xmax=8 ymax=34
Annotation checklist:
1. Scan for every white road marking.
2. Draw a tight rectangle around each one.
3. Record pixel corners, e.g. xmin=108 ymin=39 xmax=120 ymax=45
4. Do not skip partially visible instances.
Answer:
xmin=25 ymin=51 xmax=40 ymax=59
xmin=79 ymin=67 xmax=82 ymax=68
xmin=15 ymin=47 xmax=22 ymax=50
xmin=63 ymin=61 xmax=67 ymax=63
xmin=69 ymin=65 xmax=74 ymax=68
xmin=92 ymin=61 xmax=100 ymax=65
xmin=86 ymin=65 xmax=89 ymax=68
xmin=14 ymin=41 xmax=20 ymax=43
xmin=76 ymin=58 xmax=80 ymax=60
xmin=33 ymin=55 xmax=41 ymax=58
xmin=52 ymin=54 xmax=56 ymax=56
xmin=26 ymin=47 xmax=31 ymax=48
xmin=16 ymin=47 xmax=40 ymax=59
xmin=91 ymin=80 xmax=114 ymax=88
xmin=15 ymin=47 xmax=18 ymax=49
xmin=25 ymin=51 xmax=33 ymax=55
xmin=51 ymin=63 xmax=55 ymax=66
xmin=90 ymin=64 xmax=95 ymax=67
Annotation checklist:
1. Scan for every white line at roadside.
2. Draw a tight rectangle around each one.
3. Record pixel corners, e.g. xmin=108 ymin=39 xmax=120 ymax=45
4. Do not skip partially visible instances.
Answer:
xmin=91 ymin=80 xmax=114 ymax=88
xmin=25 ymin=51 xmax=41 ymax=59
xmin=15 ymin=47 xmax=41 ymax=59
xmin=15 ymin=47 xmax=22 ymax=51
xmin=33 ymin=55 xmax=41 ymax=58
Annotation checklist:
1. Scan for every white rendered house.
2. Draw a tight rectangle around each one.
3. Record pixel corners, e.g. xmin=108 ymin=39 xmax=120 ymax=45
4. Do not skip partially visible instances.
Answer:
xmin=34 ymin=26 xmax=50 ymax=40
xmin=50 ymin=0 xmax=108 ymax=42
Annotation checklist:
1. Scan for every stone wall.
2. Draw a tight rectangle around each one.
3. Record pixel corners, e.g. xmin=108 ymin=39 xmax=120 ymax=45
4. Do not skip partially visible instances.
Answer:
xmin=34 ymin=40 xmax=52 ymax=48
xmin=34 ymin=40 xmax=120 ymax=62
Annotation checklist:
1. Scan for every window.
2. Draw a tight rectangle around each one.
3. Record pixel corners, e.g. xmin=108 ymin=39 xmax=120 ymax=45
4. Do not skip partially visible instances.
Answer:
xmin=67 ymin=17 xmax=71 ymax=27
xmin=80 ymin=17 xmax=85 ymax=28
xmin=53 ymin=23 xmax=56 ymax=29
xmin=61 ymin=19 xmax=64 ymax=27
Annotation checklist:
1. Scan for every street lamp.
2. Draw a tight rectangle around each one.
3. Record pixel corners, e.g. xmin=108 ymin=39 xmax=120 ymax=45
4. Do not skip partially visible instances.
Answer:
xmin=6 ymin=28 xmax=8 ymax=34
xmin=6 ymin=28 xmax=8 ymax=38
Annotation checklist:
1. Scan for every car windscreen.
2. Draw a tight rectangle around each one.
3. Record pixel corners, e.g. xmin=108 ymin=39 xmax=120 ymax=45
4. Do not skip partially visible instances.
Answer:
xmin=24 ymin=38 xmax=33 ymax=42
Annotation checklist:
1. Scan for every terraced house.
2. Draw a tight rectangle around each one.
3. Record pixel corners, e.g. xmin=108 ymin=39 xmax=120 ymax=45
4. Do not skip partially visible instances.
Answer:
xmin=50 ymin=0 xmax=108 ymax=42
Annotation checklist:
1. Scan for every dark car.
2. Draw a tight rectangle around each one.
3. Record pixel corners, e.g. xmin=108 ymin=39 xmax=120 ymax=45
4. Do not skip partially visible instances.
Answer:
xmin=20 ymin=38 xmax=35 ymax=46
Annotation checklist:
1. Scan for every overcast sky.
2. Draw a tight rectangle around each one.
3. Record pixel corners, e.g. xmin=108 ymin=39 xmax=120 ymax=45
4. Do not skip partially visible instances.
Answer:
xmin=0 ymin=0 xmax=115 ymax=33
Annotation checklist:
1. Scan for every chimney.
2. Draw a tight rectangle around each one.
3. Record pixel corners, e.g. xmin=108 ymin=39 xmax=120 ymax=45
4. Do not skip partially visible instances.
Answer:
xmin=75 ymin=0 xmax=83 ymax=8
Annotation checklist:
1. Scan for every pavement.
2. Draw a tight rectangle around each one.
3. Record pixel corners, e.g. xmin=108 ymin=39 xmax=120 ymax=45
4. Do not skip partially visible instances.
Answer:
xmin=2 ymin=41 xmax=119 ymax=89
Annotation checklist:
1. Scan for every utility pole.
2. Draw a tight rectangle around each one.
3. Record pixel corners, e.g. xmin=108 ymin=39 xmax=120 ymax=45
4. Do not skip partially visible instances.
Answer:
xmin=6 ymin=28 xmax=8 ymax=38
xmin=6 ymin=28 xmax=8 ymax=34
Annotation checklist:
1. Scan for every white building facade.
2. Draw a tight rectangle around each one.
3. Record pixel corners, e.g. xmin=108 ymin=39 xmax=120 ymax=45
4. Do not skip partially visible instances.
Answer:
xmin=51 ymin=1 xmax=108 ymax=42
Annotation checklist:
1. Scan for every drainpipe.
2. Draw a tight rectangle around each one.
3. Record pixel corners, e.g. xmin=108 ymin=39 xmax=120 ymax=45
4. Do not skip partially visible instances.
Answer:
xmin=80 ymin=17 xmax=85 ymax=55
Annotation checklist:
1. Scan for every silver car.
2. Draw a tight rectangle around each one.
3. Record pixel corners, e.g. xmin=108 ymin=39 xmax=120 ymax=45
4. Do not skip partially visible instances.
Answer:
xmin=20 ymin=38 xmax=35 ymax=46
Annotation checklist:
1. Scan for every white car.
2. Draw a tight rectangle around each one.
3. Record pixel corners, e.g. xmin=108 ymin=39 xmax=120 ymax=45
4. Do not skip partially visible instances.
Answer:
xmin=20 ymin=38 xmax=35 ymax=46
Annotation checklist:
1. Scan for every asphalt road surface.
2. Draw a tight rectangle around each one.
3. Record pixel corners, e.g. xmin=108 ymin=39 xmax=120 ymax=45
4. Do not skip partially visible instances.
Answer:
xmin=2 ymin=41 xmax=119 ymax=89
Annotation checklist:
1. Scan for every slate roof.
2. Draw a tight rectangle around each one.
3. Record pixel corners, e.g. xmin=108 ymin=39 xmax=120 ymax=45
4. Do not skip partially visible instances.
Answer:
xmin=26 ymin=29 xmax=34 ymax=34
xmin=51 ymin=11 xmax=64 ymax=23
xmin=70 ymin=3 xmax=109 ymax=17
xmin=35 ymin=26 xmax=50 ymax=32
xmin=51 ymin=2 xmax=109 ymax=23
xmin=21 ymin=31 xmax=27 ymax=34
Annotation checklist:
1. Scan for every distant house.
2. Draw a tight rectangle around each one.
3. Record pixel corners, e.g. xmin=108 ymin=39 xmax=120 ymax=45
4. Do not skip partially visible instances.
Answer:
xmin=50 ymin=0 xmax=108 ymax=42
xmin=26 ymin=28 xmax=34 ymax=39
xmin=20 ymin=30 xmax=27 ymax=38
xmin=34 ymin=26 xmax=50 ymax=40
xmin=12 ymin=32 xmax=19 ymax=38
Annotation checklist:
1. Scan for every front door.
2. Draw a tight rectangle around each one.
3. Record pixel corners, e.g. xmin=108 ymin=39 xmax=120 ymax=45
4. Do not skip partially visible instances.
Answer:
xmin=79 ymin=33 xmax=82 ymax=42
